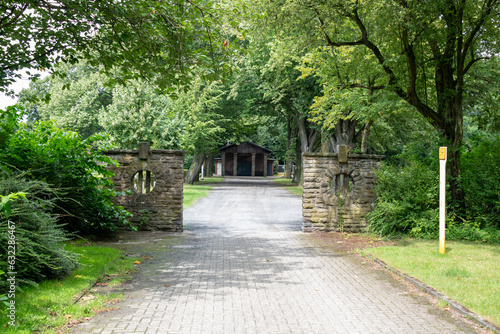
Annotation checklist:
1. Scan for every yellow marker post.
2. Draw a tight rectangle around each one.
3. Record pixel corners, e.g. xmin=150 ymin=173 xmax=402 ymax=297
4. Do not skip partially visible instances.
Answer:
xmin=439 ymin=147 xmax=447 ymax=254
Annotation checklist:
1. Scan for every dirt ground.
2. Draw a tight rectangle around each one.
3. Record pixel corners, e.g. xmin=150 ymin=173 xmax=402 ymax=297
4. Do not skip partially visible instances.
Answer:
xmin=309 ymin=230 xmax=397 ymax=252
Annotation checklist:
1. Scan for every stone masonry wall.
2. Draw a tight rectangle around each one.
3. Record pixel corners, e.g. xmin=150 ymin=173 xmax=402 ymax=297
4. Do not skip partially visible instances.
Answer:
xmin=104 ymin=147 xmax=184 ymax=232
xmin=302 ymin=153 xmax=384 ymax=232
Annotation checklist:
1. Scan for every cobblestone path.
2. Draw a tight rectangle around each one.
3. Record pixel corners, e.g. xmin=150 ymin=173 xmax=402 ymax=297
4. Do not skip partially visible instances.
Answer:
xmin=73 ymin=177 xmax=477 ymax=333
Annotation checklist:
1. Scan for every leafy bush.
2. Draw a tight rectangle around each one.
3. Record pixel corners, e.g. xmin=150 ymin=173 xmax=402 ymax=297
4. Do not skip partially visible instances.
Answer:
xmin=368 ymin=150 xmax=439 ymax=237
xmin=0 ymin=176 xmax=78 ymax=293
xmin=369 ymin=139 xmax=500 ymax=243
xmin=461 ymin=134 xmax=500 ymax=229
xmin=0 ymin=105 xmax=24 ymax=147
xmin=0 ymin=107 xmax=132 ymax=236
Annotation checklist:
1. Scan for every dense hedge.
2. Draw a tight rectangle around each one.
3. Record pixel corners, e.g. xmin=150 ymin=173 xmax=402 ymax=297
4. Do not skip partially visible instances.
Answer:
xmin=1 ymin=107 xmax=132 ymax=236
xmin=369 ymin=136 xmax=500 ymax=242
xmin=0 ymin=105 xmax=132 ymax=291
xmin=461 ymin=135 xmax=500 ymax=230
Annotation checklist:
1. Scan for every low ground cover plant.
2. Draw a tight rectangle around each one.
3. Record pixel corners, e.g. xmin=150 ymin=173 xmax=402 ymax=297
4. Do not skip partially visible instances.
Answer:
xmin=0 ymin=177 xmax=78 ymax=292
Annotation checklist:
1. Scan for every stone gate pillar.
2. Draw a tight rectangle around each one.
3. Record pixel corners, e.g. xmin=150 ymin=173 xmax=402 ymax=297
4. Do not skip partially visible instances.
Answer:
xmin=104 ymin=144 xmax=185 ymax=231
xmin=302 ymin=152 xmax=384 ymax=233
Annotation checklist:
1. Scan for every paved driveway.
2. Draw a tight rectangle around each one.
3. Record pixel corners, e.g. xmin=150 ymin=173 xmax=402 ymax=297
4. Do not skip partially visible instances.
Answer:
xmin=73 ymin=177 xmax=477 ymax=333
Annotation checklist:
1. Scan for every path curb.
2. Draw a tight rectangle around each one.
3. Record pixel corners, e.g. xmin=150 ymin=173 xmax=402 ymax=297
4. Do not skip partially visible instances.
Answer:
xmin=363 ymin=253 xmax=499 ymax=334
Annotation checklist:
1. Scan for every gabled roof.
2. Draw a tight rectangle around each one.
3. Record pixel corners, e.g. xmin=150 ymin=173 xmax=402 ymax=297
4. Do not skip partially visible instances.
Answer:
xmin=219 ymin=141 xmax=272 ymax=153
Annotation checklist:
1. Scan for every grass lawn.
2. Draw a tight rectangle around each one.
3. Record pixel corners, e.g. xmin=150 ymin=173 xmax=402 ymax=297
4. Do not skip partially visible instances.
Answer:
xmin=365 ymin=240 xmax=500 ymax=326
xmin=183 ymin=177 xmax=223 ymax=209
xmin=0 ymin=242 xmax=141 ymax=333
xmin=273 ymin=178 xmax=303 ymax=197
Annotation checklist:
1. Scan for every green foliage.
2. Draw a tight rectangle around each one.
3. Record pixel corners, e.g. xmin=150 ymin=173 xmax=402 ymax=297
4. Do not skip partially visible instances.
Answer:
xmin=21 ymin=62 xmax=110 ymax=139
xmin=0 ymin=1 xmax=110 ymax=93
xmin=0 ymin=105 xmax=24 ymax=147
xmin=368 ymin=150 xmax=439 ymax=237
xmin=1 ymin=1 xmax=237 ymax=96
xmin=0 ymin=113 xmax=132 ymax=236
xmin=461 ymin=135 xmax=500 ymax=229
xmin=369 ymin=137 xmax=500 ymax=242
xmin=0 ymin=177 xmax=78 ymax=293
xmin=85 ymin=0 xmax=238 ymax=91
xmin=100 ymin=80 xmax=183 ymax=149
xmin=0 ymin=192 xmax=27 ymax=219
xmin=174 ymin=77 xmax=227 ymax=155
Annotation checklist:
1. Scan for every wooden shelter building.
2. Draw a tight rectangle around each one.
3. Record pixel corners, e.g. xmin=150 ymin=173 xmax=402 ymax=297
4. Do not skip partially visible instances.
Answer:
xmin=219 ymin=142 xmax=272 ymax=177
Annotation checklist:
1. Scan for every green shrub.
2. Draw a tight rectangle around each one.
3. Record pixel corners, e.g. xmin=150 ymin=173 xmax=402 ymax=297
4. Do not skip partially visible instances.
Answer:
xmin=0 ymin=176 xmax=78 ymax=293
xmin=0 ymin=105 xmax=24 ymax=147
xmin=0 ymin=108 xmax=132 ymax=236
xmin=368 ymin=153 xmax=439 ymax=237
xmin=461 ymin=135 xmax=500 ymax=229
xmin=369 ymin=139 xmax=500 ymax=243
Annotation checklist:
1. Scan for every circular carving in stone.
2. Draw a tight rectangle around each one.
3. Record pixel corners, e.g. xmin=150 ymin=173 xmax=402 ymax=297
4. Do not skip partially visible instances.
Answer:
xmin=321 ymin=166 xmax=360 ymax=206
xmin=132 ymin=170 xmax=156 ymax=194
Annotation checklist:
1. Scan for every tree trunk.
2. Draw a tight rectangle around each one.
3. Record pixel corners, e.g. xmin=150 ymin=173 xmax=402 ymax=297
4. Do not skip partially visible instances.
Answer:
xmin=295 ymin=114 xmax=318 ymax=185
xmin=359 ymin=121 xmax=373 ymax=154
xmin=184 ymin=153 xmax=205 ymax=185
xmin=321 ymin=132 xmax=335 ymax=153
xmin=292 ymin=135 xmax=303 ymax=184
xmin=442 ymin=101 xmax=465 ymax=215
xmin=330 ymin=118 xmax=358 ymax=151
xmin=205 ymin=154 xmax=214 ymax=177
xmin=284 ymin=117 xmax=293 ymax=179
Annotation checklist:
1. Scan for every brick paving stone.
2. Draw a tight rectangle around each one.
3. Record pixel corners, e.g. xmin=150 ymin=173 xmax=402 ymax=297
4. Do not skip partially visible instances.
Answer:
xmin=72 ymin=177 xmax=479 ymax=334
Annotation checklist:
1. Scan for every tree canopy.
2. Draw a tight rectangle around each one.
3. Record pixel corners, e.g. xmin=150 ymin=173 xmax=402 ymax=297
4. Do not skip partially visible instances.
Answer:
xmin=4 ymin=0 xmax=500 ymax=235
xmin=0 ymin=0 xmax=238 ymax=95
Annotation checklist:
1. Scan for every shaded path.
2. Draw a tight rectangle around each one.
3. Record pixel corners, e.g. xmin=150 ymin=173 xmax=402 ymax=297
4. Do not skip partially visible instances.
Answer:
xmin=73 ymin=177 xmax=476 ymax=333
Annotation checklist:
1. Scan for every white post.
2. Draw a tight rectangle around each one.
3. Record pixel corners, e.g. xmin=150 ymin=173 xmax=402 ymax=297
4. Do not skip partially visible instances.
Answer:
xmin=439 ymin=147 xmax=447 ymax=254
xmin=201 ymin=163 xmax=204 ymax=180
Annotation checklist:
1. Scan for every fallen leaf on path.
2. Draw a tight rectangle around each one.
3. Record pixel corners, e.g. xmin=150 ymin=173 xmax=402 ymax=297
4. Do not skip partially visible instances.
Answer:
xmin=133 ymin=261 xmax=141 ymax=264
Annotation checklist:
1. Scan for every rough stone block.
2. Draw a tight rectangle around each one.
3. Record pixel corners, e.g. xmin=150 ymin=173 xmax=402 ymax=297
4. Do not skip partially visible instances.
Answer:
xmin=302 ymin=153 xmax=383 ymax=232
xmin=104 ymin=148 xmax=185 ymax=232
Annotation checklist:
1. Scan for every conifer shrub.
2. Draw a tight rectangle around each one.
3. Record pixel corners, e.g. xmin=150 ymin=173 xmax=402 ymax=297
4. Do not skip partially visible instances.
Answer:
xmin=0 ymin=176 xmax=78 ymax=293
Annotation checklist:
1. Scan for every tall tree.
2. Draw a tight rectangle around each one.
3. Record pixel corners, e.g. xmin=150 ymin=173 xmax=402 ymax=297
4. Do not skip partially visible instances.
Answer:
xmin=1 ymin=0 xmax=236 ymax=95
xmin=256 ymin=0 xmax=500 ymax=212
xmin=100 ymin=80 xmax=183 ymax=149
xmin=19 ymin=62 xmax=110 ymax=138
xmin=297 ymin=46 xmax=405 ymax=153
xmin=174 ymin=77 xmax=227 ymax=184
